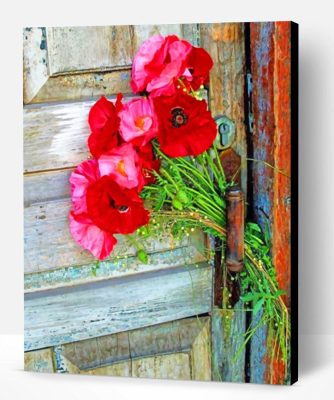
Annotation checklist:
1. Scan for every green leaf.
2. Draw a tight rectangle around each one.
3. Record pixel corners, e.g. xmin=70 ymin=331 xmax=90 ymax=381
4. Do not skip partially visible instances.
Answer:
xmin=252 ymin=297 xmax=265 ymax=316
xmin=176 ymin=189 xmax=190 ymax=204
xmin=172 ymin=198 xmax=183 ymax=210
xmin=137 ymin=249 xmax=148 ymax=264
xmin=247 ymin=222 xmax=262 ymax=232
xmin=274 ymin=289 xmax=286 ymax=298
xmin=240 ymin=292 xmax=256 ymax=302
xmin=154 ymin=190 xmax=167 ymax=211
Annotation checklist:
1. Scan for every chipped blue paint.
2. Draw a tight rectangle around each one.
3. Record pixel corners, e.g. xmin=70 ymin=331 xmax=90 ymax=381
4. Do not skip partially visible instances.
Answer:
xmin=25 ymin=245 xmax=204 ymax=292
xmin=250 ymin=309 xmax=267 ymax=383
xmin=253 ymin=22 xmax=275 ymax=237
xmin=251 ymin=22 xmax=275 ymax=384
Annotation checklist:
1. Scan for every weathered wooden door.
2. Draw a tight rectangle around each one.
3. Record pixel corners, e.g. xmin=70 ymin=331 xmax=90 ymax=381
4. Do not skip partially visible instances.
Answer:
xmin=24 ymin=25 xmax=213 ymax=379
xmin=24 ymin=23 xmax=292 ymax=383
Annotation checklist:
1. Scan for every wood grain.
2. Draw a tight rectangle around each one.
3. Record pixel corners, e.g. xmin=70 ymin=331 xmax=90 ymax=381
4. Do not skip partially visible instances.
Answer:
xmin=24 ymin=348 xmax=55 ymax=373
xmin=24 ymin=244 xmax=206 ymax=291
xmin=61 ymin=317 xmax=209 ymax=370
xmin=23 ymin=27 xmax=49 ymax=104
xmin=250 ymin=21 xmax=292 ymax=384
xmin=24 ymin=263 xmax=212 ymax=351
xmin=24 ymin=25 xmax=198 ymax=104
xmin=200 ymin=23 xmax=247 ymax=193
xmin=24 ymin=194 xmax=201 ymax=274
xmin=211 ymin=304 xmax=246 ymax=382
xmin=24 ymin=98 xmax=108 ymax=173
xmin=30 ymin=70 xmax=133 ymax=104
xmin=52 ymin=317 xmax=211 ymax=380
xmin=132 ymin=353 xmax=191 ymax=380
xmin=46 ymin=26 xmax=134 ymax=75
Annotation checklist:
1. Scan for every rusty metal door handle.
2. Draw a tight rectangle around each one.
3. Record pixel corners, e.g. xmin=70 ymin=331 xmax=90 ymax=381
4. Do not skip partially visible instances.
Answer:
xmin=226 ymin=186 xmax=244 ymax=272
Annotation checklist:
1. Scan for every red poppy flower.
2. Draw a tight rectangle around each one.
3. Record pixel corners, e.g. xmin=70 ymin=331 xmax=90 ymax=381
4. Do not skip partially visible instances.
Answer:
xmin=185 ymin=47 xmax=213 ymax=90
xmin=88 ymin=94 xmax=123 ymax=158
xmin=153 ymin=92 xmax=217 ymax=157
xmin=86 ymin=175 xmax=150 ymax=234
xmin=69 ymin=159 xmax=149 ymax=260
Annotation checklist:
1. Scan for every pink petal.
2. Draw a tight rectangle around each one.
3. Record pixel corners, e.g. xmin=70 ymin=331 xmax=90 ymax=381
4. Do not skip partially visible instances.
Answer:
xmin=69 ymin=212 xmax=117 ymax=260
xmin=119 ymin=98 xmax=158 ymax=145
xmin=69 ymin=159 xmax=100 ymax=213
xmin=98 ymin=143 xmax=141 ymax=189
xmin=131 ymin=35 xmax=166 ymax=93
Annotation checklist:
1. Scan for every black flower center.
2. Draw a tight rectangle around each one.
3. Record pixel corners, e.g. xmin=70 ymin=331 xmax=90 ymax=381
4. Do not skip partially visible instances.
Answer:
xmin=171 ymin=107 xmax=188 ymax=128
xmin=108 ymin=195 xmax=129 ymax=213
xmin=117 ymin=205 xmax=129 ymax=213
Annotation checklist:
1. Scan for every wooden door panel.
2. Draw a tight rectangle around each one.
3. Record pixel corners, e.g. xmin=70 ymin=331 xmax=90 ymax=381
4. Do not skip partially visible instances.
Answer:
xmin=23 ymin=25 xmax=200 ymax=104
xmin=46 ymin=26 xmax=134 ymax=75
xmin=24 ymin=263 xmax=212 ymax=351
xmin=25 ymin=317 xmax=211 ymax=381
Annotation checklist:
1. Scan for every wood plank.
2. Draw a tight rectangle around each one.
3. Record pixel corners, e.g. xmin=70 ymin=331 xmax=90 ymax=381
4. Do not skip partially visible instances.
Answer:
xmin=24 ymin=348 xmax=55 ymax=372
xmin=24 ymin=169 xmax=71 ymax=207
xmin=132 ymin=353 xmax=191 ymax=380
xmin=211 ymin=304 xmax=246 ymax=382
xmin=46 ymin=26 xmax=134 ymax=75
xmin=190 ymin=318 xmax=211 ymax=381
xmin=250 ymin=309 xmax=267 ymax=384
xmin=24 ymin=98 xmax=101 ymax=173
xmin=24 ymin=245 xmax=206 ymax=292
xmin=24 ymin=263 xmax=212 ymax=351
xmin=200 ymin=23 xmax=247 ymax=193
xmin=24 ymin=195 xmax=201 ymax=274
xmin=24 ymin=168 xmax=206 ymax=274
xmin=272 ymin=22 xmax=291 ymax=301
xmin=250 ymin=21 xmax=292 ymax=384
xmin=250 ymin=22 xmax=275 ymax=235
xmin=30 ymin=70 xmax=133 ymax=104
xmin=23 ymin=27 xmax=49 ymax=104
xmin=86 ymin=361 xmax=131 ymax=377
xmin=61 ymin=317 xmax=209 ymax=371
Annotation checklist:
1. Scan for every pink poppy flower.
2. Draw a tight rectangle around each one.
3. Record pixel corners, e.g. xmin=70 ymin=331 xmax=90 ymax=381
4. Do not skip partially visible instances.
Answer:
xmin=119 ymin=98 xmax=158 ymax=146
xmin=131 ymin=35 xmax=192 ymax=97
xmin=69 ymin=159 xmax=101 ymax=214
xmin=69 ymin=212 xmax=117 ymax=260
xmin=69 ymin=155 xmax=149 ymax=260
xmin=98 ymin=143 xmax=143 ymax=190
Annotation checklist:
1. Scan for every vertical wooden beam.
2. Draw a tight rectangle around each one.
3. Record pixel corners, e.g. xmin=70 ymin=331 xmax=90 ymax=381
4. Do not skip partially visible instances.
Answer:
xmin=212 ymin=305 xmax=246 ymax=382
xmin=250 ymin=21 xmax=292 ymax=384
xmin=200 ymin=23 xmax=247 ymax=193
xmin=200 ymin=23 xmax=247 ymax=383
xmin=250 ymin=22 xmax=276 ymax=236
xmin=272 ymin=22 xmax=291 ymax=302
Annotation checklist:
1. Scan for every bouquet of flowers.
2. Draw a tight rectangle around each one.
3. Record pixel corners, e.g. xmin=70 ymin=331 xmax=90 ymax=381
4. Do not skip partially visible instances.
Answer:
xmin=68 ymin=34 xmax=290 ymax=383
